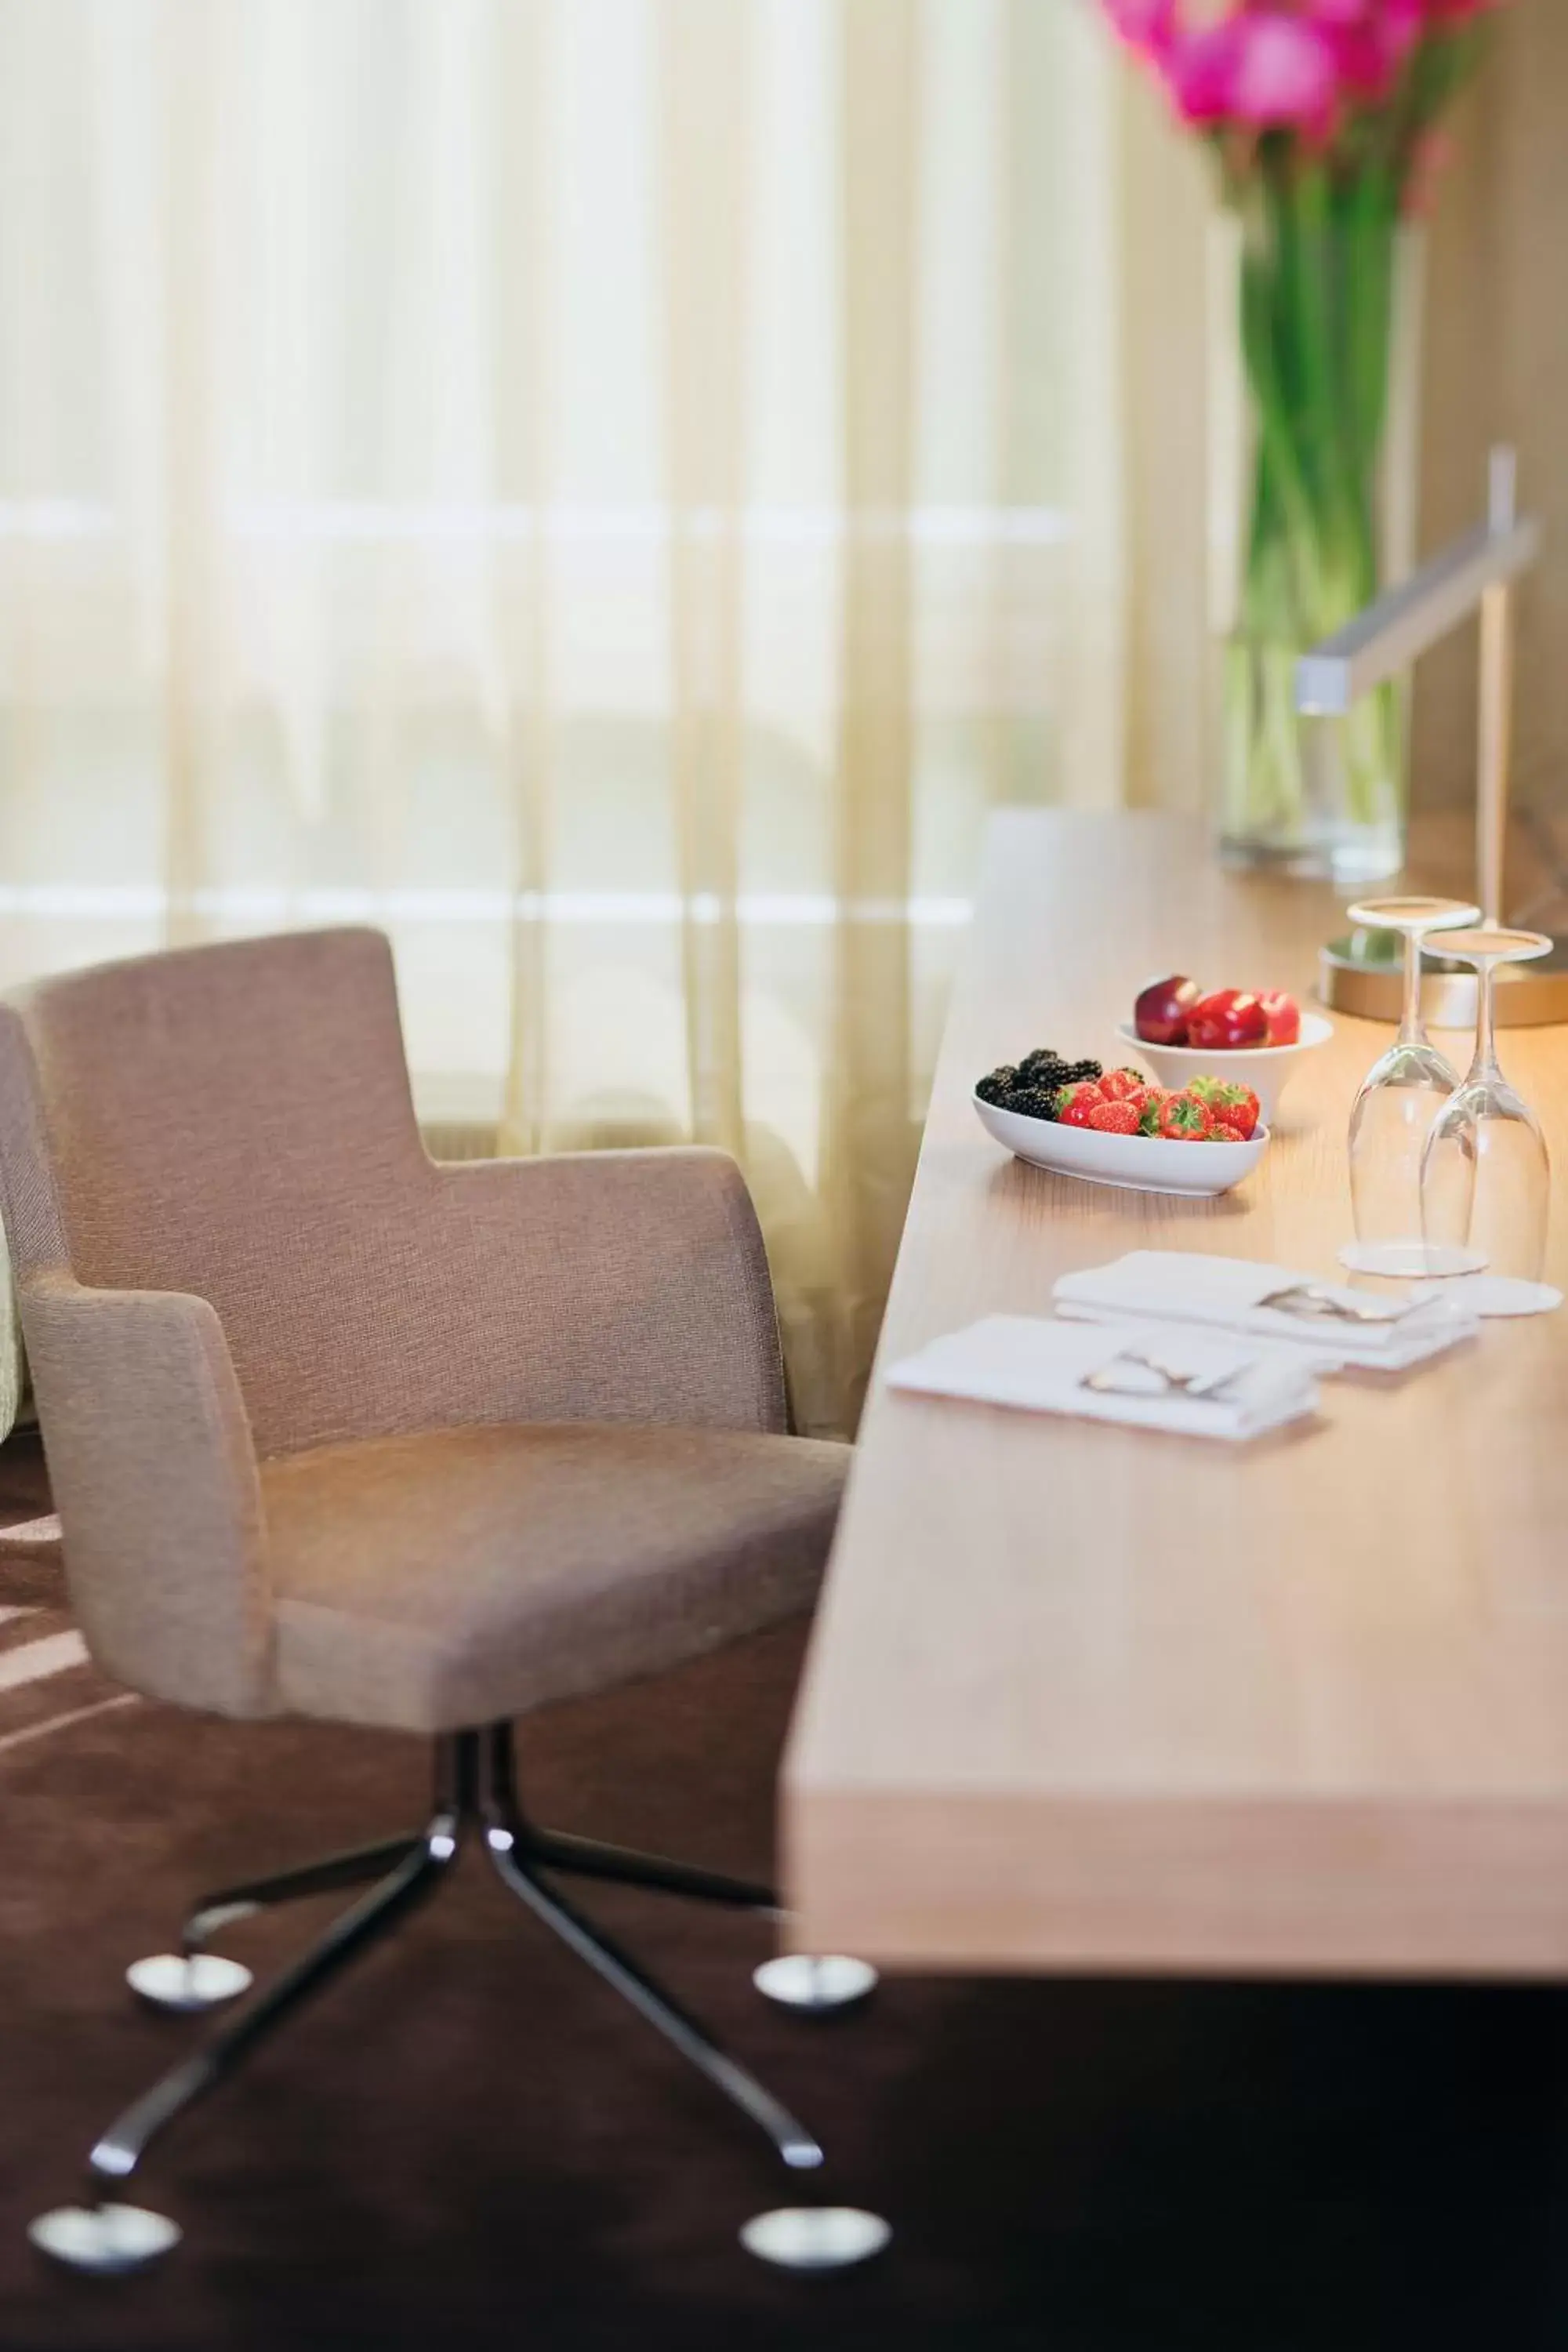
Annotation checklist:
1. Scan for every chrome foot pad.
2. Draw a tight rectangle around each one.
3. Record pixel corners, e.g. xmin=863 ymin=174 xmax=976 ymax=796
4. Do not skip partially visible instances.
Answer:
xmin=127 ymin=1952 xmax=253 ymax=2012
xmin=29 ymin=2203 xmax=182 ymax=2274
xmin=753 ymin=1954 xmax=878 ymax=2013
xmin=741 ymin=2206 xmax=891 ymax=2271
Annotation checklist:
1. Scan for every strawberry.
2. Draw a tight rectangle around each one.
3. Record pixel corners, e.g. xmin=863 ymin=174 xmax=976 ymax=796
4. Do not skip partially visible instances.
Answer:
xmin=1053 ymin=1081 xmax=1104 ymax=1128
xmin=1222 ymin=1082 xmax=1260 ymax=1138
xmin=1211 ymin=1080 xmax=1260 ymax=1138
xmin=1087 ymin=1097 xmax=1140 ymax=1134
xmin=1187 ymin=1074 xmax=1259 ymax=1138
xmin=1136 ymin=1087 xmax=1172 ymax=1136
xmin=1098 ymin=1067 xmax=1147 ymax=1103
xmin=1210 ymin=1114 xmax=1250 ymax=1142
xmin=1157 ymin=1091 xmax=1214 ymax=1140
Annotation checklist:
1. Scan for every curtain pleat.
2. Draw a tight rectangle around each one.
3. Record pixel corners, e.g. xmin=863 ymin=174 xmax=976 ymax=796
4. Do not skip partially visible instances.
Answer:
xmin=159 ymin=0 xmax=224 ymax=943
xmin=660 ymin=0 xmax=750 ymax=1163
xmin=494 ymin=0 xmax=557 ymax=1162
xmin=822 ymin=0 xmax=918 ymax=1426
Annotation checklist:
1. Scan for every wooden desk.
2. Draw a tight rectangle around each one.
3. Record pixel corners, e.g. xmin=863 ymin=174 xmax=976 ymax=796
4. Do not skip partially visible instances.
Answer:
xmin=782 ymin=810 xmax=1568 ymax=1980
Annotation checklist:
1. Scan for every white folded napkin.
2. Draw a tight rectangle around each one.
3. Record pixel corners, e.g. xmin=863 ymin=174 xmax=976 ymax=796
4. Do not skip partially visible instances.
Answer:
xmin=1053 ymin=1250 xmax=1477 ymax=1370
xmin=885 ymin=1314 xmax=1318 ymax=1442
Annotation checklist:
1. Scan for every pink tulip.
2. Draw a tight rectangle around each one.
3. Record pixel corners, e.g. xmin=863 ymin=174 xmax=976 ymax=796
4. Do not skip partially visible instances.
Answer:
xmin=1296 ymin=0 xmax=1419 ymax=31
xmin=1102 ymin=0 xmax=1178 ymax=56
xmin=1167 ymin=11 xmax=1341 ymax=136
xmin=1304 ymin=0 xmax=1425 ymax=95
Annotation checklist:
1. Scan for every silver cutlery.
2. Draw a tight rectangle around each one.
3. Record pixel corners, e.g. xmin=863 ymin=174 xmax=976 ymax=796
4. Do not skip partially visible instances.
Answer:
xmin=1256 ymin=1282 xmax=1414 ymax=1325
xmin=1083 ymin=1350 xmax=1245 ymax=1402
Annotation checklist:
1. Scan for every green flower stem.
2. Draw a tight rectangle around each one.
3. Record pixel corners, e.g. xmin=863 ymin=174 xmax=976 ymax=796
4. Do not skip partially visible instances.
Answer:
xmin=1224 ymin=160 xmax=1406 ymax=855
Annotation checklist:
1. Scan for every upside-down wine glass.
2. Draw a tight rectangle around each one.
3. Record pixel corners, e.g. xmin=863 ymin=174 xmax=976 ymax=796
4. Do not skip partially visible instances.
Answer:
xmin=1419 ymin=926 xmax=1555 ymax=1288
xmin=1339 ymin=895 xmax=1483 ymax=1278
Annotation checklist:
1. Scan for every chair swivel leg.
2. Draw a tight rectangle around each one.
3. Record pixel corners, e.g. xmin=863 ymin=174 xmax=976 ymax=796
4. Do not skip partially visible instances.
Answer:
xmin=31 ymin=1828 xmax=459 ymax=2273
xmin=486 ymin=1725 xmax=876 ymax=2020
xmin=485 ymin=1724 xmax=775 ymax=1911
xmin=482 ymin=1820 xmax=822 ymax=2173
xmin=129 ymin=1833 xmax=425 ymax=2014
xmin=100 ymin=1828 xmax=456 ymax=2184
xmin=186 ymin=1832 xmax=426 ymax=1944
xmin=30 ymin=1744 xmax=474 ymax=2275
xmin=479 ymin=1729 xmax=821 ymax=2174
xmin=519 ymin=1825 xmax=775 ymax=1911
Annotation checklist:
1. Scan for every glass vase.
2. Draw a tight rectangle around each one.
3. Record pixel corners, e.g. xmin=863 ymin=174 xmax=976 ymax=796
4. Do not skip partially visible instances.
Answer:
xmin=1207 ymin=172 xmax=1423 ymax=884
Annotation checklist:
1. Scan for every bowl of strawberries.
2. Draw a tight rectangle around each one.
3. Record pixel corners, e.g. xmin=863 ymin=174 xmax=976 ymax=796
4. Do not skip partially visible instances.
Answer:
xmin=1116 ymin=977 xmax=1331 ymax=1125
xmin=972 ymin=1051 xmax=1267 ymax=1198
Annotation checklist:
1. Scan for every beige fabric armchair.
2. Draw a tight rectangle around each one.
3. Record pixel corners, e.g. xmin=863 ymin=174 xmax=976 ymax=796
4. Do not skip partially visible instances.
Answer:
xmin=0 ymin=928 xmax=850 ymax=2263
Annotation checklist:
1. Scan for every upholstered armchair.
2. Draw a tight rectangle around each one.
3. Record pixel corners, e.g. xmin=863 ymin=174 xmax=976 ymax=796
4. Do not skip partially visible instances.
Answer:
xmin=0 ymin=929 xmax=850 ymax=2269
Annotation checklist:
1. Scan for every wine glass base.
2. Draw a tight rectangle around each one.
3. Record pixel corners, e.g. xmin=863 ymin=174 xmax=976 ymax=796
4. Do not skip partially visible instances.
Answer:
xmin=1338 ymin=1240 xmax=1487 ymax=1279
xmin=1412 ymin=1276 xmax=1563 ymax=1319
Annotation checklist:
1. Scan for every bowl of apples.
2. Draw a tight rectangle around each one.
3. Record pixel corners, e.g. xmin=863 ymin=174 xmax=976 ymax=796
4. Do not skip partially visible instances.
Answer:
xmin=1116 ymin=978 xmax=1332 ymax=1126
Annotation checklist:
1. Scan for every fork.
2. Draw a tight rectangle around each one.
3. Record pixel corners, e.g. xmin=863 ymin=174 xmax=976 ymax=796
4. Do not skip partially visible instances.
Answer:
xmin=1082 ymin=1350 xmax=1244 ymax=1401
xmin=1256 ymin=1282 xmax=1413 ymax=1325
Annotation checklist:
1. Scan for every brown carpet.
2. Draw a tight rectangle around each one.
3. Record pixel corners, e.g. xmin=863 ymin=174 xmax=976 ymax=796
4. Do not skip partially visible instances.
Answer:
xmin=0 ymin=1443 xmax=1566 ymax=2349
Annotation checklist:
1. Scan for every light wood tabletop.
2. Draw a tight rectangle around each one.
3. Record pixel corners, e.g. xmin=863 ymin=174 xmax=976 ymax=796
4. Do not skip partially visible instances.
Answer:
xmin=782 ymin=808 xmax=1568 ymax=1980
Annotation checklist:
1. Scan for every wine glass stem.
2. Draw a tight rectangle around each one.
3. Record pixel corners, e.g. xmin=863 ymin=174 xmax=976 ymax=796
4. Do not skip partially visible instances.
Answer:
xmin=1468 ymin=963 xmax=1502 ymax=1084
xmin=1397 ymin=929 xmax=1426 ymax=1047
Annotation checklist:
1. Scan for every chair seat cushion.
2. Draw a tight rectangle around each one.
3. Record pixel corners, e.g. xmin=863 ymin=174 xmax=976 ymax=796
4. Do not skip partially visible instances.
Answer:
xmin=263 ymin=1422 xmax=850 ymax=1733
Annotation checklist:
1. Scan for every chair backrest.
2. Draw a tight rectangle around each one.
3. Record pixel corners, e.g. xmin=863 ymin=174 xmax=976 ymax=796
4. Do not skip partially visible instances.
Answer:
xmin=0 ymin=928 xmax=434 ymax=1455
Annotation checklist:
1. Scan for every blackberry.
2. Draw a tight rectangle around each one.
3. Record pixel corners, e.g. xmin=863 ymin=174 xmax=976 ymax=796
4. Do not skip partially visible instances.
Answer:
xmin=1019 ymin=1057 xmax=1102 ymax=1092
xmin=980 ymin=1049 xmax=1102 ymax=1115
xmin=1006 ymin=1085 xmax=1063 ymax=1122
xmin=1022 ymin=1047 xmax=1100 ymax=1078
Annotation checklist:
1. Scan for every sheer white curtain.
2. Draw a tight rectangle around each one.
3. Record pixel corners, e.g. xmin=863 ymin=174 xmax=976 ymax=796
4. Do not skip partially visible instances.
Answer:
xmin=0 ymin=0 xmax=1131 ymax=1432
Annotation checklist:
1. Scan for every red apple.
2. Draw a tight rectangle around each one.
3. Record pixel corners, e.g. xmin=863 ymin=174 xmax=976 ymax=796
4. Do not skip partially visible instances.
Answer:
xmin=1133 ymin=974 xmax=1202 ymax=1046
xmin=1187 ymin=989 xmax=1269 ymax=1051
xmin=1258 ymin=989 xmax=1300 ymax=1046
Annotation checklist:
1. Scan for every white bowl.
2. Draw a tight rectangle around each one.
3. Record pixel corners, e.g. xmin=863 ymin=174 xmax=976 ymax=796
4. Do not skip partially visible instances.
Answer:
xmin=1112 ymin=1011 xmax=1333 ymax=1126
xmin=973 ymin=1091 xmax=1269 ymax=1198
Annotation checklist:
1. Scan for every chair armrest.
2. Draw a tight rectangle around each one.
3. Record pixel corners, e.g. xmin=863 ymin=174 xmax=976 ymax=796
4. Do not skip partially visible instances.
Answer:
xmin=21 ymin=1274 xmax=274 ymax=1715
xmin=430 ymin=1147 xmax=789 ymax=1435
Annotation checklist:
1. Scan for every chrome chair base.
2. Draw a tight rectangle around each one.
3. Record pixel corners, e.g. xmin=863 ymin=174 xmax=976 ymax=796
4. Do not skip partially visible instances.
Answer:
xmin=34 ymin=1723 xmax=824 ymax=2270
xmin=740 ymin=2205 xmax=891 ymax=2271
xmin=29 ymin=2202 xmax=182 ymax=2274
xmin=753 ymin=1954 xmax=878 ymax=2013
